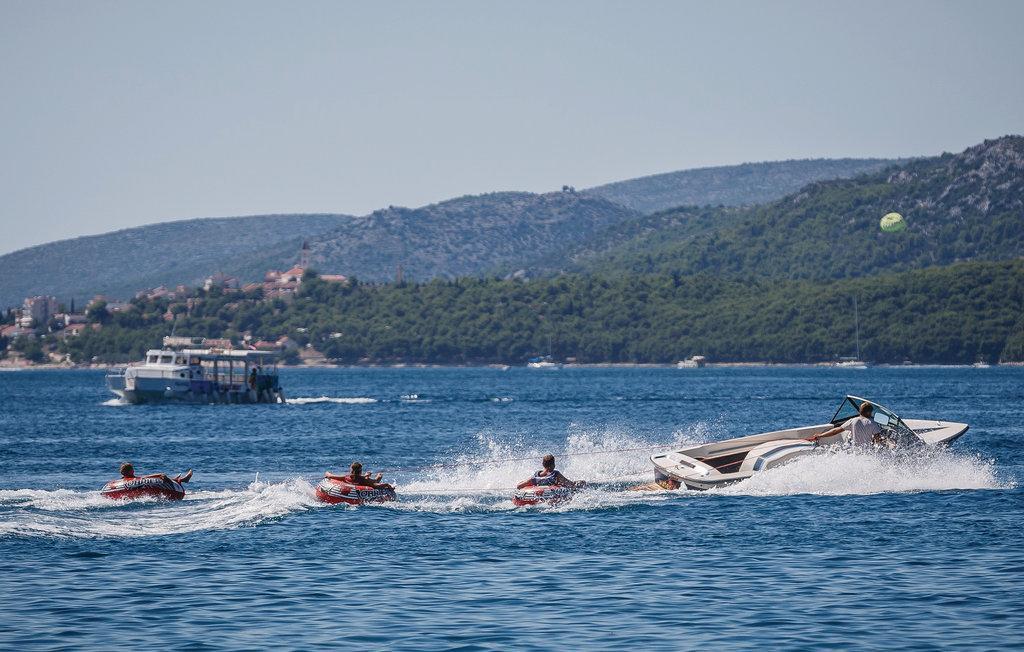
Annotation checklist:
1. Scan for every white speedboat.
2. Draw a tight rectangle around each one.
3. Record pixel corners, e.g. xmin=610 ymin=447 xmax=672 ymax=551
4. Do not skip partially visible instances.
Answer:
xmin=651 ymin=396 xmax=968 ymax=490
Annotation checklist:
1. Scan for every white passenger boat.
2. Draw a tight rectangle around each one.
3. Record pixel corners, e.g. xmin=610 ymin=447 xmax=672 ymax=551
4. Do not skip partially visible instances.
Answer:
xmin=106 ymin=336 xmax=285 ymax=404
xmin=651 ymin=396 xmax=968 ymax=490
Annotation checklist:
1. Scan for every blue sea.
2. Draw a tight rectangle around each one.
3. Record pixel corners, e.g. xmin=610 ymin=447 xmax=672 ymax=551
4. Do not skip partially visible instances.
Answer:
xmin=1 ymin=366 xmax=1022 ymax=650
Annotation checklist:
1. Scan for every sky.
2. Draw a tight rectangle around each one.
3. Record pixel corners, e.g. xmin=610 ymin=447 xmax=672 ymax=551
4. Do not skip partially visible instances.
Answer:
xmin=1 ymin=0 xmax=1022 ymax=254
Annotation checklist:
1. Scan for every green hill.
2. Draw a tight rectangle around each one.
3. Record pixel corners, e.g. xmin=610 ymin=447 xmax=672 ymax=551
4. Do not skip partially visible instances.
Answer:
xmin=583 ymin=158 xmax=897 ymax=213
xmin=558 ymin=136 xmax=1024 ymax=279
xmin=63 ymin=260 xmax=1024 ymax=365
xmin=0 ymin=214 xmax=350 ymax=308
xmin=0 ymin=192 xmax=641 ymax=307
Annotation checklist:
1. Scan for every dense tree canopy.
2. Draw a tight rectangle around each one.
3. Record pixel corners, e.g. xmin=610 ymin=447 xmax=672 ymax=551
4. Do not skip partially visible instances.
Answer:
xmin=64 ymin=261 xmax=1024 ymax=365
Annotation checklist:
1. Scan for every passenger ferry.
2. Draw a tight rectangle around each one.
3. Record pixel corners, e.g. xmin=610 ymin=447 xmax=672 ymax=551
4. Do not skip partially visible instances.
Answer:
xmin=106 ymin=336 xmax=286 ymax=404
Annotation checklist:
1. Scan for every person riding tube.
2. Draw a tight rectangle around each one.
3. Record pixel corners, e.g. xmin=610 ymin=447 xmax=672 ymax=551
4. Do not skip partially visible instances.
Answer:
xmin=517 ymin=454 xmax=583 ymax=489
xmin=325 ymin=461 xmax=392 ymax=489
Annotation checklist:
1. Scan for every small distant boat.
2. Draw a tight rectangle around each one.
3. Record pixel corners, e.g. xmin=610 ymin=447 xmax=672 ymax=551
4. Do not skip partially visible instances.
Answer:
xmin=527 ymin=356 xmax=561 ymax=369
xmin=676 ymin=355 xmax=707 ymax=368
xmin=650 ymin=395 xmax=968 ymax=491
xmin=832 ymin=296 xmax=869 ymax=368
xmin=106 ymin=336 xmax=286 ymax=404
xmin=972 ymin=360 xmax=993 ymax=368
xmin=528 ymin=332 xmax=561 ymax=368
xmin=833 ymin=358 xmax=869 ymax=369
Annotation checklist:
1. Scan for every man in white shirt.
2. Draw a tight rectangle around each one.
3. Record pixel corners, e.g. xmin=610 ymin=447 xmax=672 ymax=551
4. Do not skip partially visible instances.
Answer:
xmin=810 ymin=402 xmax=883 ymax=446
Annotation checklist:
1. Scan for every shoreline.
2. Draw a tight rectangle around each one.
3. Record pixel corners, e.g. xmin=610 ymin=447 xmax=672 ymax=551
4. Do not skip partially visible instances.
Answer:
xmin=3 ymin=361 xmax=1021 ymax=371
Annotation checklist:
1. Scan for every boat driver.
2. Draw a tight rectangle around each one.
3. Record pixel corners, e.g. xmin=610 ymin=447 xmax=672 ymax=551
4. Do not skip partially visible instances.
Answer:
xmin=326 ymin=461 xmax=385 ymax=487
xmin=810 ymin=402 xmax=884 ymax=447
xmin=119 ymin=462 xmax=193 ymax=484
xmin=518 ymin=454 xmax=581 ymax=489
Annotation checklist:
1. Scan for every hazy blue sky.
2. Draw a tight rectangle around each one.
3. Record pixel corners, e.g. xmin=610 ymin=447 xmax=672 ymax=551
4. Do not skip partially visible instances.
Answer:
xmin=1 ymin=0 xmax=1021 ymax=254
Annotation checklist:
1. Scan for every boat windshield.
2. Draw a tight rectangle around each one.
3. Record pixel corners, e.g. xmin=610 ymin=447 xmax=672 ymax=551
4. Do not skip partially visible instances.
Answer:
xmin=830 ymin=396 xmax=922 ymax=446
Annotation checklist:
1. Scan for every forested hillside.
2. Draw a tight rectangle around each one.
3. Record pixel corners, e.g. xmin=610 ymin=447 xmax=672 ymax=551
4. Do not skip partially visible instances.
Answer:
xmin=559 ymin=137 xmax=1024 ymax=280
xmin=0 ymin=214 xmax=349 ymax=307
xmin=63 ymin=260 xmax=1024 ymax=365
xmin=583 ymin=158 xmax=896 ymax=213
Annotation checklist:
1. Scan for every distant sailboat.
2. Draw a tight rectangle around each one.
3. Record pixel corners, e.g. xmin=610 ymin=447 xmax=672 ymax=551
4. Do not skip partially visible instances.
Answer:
xmin=834 ymin=296 xmax=868 ymax=368
xmin=528 ymin=332 xmax=561 ymax=369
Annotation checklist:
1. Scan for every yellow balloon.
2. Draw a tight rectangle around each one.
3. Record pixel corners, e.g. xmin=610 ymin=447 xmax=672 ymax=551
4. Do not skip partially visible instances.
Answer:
xmin=880 ymin=212 xmax=906 ymax=232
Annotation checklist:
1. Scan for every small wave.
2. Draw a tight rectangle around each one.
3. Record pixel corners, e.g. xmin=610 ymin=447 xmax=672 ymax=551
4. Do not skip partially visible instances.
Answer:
xmin=286 ymin=396 xmax=378 ymax=405
xmin=400 ymin=394 xmax=431 ymax=403
xmin=0 ymin=478 xmax=320 ymax=539
xmin=490 ymin=397 xmax=514 ymax=403
xmin=718 ymin=448 xmax=1010 ymax=497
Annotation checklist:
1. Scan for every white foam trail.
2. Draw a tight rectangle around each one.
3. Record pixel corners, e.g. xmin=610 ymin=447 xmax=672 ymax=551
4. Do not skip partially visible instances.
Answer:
xmin=718 ymin=447 xmax=1010 ymax=497
xmin=101 ymin=398 xmax=128 ymax=406
xmin=286 ymin=396 xmax=377 ymax=405
xmin=394 ymin=427 xmax=702 ymax=512
xmin=0 ymin=478 xmax=321 ymax=539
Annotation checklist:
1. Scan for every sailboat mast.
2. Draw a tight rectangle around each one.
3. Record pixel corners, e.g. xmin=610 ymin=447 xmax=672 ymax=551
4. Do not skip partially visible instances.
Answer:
xmin=854 ymin=295 xmax=861 ymax=360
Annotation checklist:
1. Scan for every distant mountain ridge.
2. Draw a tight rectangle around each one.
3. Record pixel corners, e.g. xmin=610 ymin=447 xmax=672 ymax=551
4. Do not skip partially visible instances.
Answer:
xmin=582 ymin=158 xmax=898 ymax=213
xmin=0 ymin=215 xmax=350 ymax=307
xmin=0 ymin=149 xmax=998 ymax=307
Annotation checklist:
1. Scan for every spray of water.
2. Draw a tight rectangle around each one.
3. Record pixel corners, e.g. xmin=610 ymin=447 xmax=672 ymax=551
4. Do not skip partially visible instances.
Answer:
xmin=719 ymin=446 xmax=1010 ymax=497
xmin=0 ymin=426 xmax=1010 ymax=537
xmin=0 ymin=478 xmax=320 ymax=539
xmin=286 ymin=396 xmax=378 ymax=405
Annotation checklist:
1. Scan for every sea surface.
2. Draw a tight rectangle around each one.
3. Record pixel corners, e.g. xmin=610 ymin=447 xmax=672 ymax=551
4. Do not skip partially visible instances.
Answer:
xmin=1 ymin=366 xmax=1022 ymax=650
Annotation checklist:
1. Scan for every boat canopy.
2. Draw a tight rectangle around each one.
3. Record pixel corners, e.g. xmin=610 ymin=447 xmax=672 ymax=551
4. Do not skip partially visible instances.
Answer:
xmin=830 ymin=395 xmax=923 ymax=446
xmin=144 ymin=348 xmax=279 ymax=366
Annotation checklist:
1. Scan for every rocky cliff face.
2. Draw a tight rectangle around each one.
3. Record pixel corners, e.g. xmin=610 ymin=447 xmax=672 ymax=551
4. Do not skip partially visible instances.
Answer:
xmin=304 ymin=191 xmax=642 ymax=281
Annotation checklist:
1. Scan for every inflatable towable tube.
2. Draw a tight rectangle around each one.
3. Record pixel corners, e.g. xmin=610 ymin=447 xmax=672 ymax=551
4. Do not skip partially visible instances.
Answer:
xmin=315 ymin=477 xmax=396 ymax=505
xmin=101 ymin=476 xmax=186 ymax=501
xmin=511 ymin=484 xmax=581 ymax=507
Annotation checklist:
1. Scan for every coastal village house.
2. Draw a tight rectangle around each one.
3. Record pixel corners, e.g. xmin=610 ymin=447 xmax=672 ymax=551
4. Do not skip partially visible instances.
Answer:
xmin=2 ymin=240 xmax=348 ymax=363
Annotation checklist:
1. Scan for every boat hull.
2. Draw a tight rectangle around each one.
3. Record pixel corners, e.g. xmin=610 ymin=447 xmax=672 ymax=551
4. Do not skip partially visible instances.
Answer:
xmin=106 ymin=370 xmax=284 ymax=404
xmin=651 ymin=399 xmax=970 ymax=491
